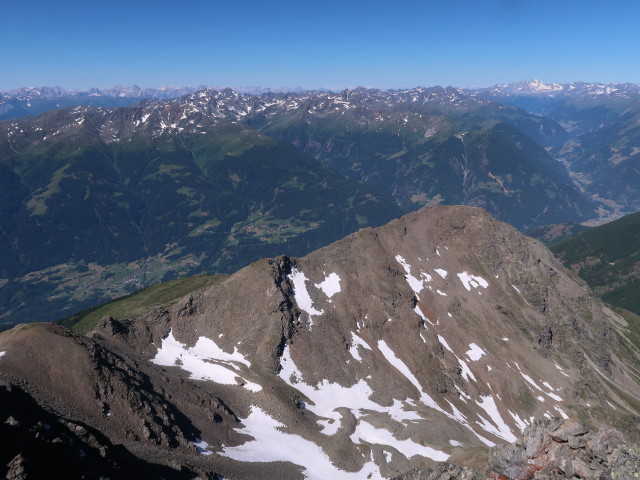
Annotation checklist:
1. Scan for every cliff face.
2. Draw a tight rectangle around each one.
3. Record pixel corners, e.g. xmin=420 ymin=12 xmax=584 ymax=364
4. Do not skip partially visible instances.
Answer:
xmin=1 ymin=205 xmax=639 ymax=479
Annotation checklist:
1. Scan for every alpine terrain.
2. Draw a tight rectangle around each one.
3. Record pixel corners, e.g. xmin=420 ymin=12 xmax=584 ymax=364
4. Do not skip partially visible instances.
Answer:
xmin=0 ymin=86 xmax=597 ymax=327
xmin=1 ymin=205 xmax=639 ymax=479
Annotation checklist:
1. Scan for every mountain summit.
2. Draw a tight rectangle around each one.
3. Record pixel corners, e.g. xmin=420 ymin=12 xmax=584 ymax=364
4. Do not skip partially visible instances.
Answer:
xmin=1 ymin=205 xmax=638 ymax=479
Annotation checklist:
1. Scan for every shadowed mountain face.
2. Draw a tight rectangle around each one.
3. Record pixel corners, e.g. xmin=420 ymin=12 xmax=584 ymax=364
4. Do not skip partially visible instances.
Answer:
xmin=1 ymin=205 xmax=638 ymax=479
xmin=0 ymin=86 xmax=597 ymax=327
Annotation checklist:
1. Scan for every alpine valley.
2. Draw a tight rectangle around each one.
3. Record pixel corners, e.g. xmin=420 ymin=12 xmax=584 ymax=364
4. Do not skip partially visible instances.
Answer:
xmin=5 ymin=80 xmax=639 ymax=327
xmin=2 ymin=205 xmax=640 ymax=479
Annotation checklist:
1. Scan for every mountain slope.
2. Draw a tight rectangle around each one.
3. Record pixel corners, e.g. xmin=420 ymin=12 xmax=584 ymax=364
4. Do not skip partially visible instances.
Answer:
xmin=2 ymin=205 xmax=639 ymax=479
xmin=255 ymin=87 xmax=593 ymax=229
xmin=0 ymin=104 xmax=401 ymax=327
xmin=475 ymin=80 xmax=640 ymax=217
xmin=550 ymin=211 xmax=640 ymax=316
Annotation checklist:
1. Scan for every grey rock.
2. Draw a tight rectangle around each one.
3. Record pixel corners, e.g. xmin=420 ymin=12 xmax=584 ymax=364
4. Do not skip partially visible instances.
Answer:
xmin=608 ymin=444 xmax=640 ymax=480
xmin=391 ymin=463 xmax=486 ymax=480
xmin=551 ymin=419 xmax=588 ymax=442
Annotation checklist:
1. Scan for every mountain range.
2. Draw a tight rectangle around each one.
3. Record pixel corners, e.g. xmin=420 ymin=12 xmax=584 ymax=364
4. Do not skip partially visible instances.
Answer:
xmin=2 ymin=82 xmax=618 ymax=327
xmin=1 ymin=205 xmax=639 ymax=479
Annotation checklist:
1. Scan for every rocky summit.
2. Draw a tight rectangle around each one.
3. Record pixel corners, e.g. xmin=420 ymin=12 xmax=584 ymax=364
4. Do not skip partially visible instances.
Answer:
xmin=1 ymin=205 xmax=639 ymax=479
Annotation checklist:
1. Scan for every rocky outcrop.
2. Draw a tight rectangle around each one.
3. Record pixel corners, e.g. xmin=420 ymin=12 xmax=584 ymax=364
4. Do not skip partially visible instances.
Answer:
xmin=392 ymin=463 xmax=486 ymax=480
xmin=488 ymin=418 xmax=639 ymax=479
xmin=392 ymin=418 xmax=640 ymax=480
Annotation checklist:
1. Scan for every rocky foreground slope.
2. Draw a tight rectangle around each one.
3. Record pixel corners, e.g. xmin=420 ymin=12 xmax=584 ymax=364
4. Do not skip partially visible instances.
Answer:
xmin=1 ymin=205 xmax=639 ymax=479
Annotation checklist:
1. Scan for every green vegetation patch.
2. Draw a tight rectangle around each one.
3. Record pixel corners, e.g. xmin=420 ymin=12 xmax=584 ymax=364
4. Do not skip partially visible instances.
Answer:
xmin=59 ymin=274 xmax=227 ymax=334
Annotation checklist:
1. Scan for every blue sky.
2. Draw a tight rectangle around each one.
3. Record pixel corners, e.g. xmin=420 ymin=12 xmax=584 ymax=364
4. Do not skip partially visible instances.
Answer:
xmin=2 ymin=0 xmax=639 ymax=90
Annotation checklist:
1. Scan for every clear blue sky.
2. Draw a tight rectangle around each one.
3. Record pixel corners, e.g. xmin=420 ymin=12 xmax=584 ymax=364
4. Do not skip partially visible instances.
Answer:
xmin=2 ymin=0 xmax=639 ymax=91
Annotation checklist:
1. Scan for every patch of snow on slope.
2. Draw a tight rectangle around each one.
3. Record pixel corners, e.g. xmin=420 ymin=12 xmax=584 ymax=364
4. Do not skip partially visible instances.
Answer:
xmin=508 ymin=410 xmax=530 ymax=432
xmin=414 ymin=305 xmax=435 ymax=325
xmin=514 ymin=363 xmax=543 ymax=392
xmin=279 ymin=345 xmax=385 ymax=433
xmin=511 ymin=284 xmax=521 ymax=294
xmin=350 ymin=420 xmax=448 ymax=462
xmin=315 ymin=273 xmax=341 ymax=299
xmin=288 ymin=268 xmax=323 ymax=316
xmin=395 ymin=255 xmax=426 ymax=294
xmin=546 ymin=392 xmax=563 ymax=402
xmin=475 ymin=395 xmax=517 ymax=443
xmin=0 ymin=352 xmax=5 ymax=358
xmin=435 ymin=268 xmax=448 ymax=279
xmin=317 ymin=417 xmax=341 ymax=436
xmin=349 ymin=333 xmax=372 ymax=362
xmin=437 ymin=335 xmax=454 ymax=354
xmin=465 ymin=343 xmax=485 ymax=361
xmin=555 ymin=364 xmax=570 ymax=377
xmin=437 ymin=335 xmax=476 ymax=382
xmin=221 ymin=406 xmax=384 ymax=480
xmin=457 ymin=272 xmax=489 ymax=292
xmin=194 ymin=438 xmax=213 ymax=455
xmin=387 ymin=399 xmax=422 ymax=423
xmin=378 ymin=340 xmax=424 ymax=395
xmin=437 ymin=289 xmax=447 ymax=296
xmin=152 ymin=330 xmax=261 ymax=391
xmin=554 ymin=406 xmax=569 ymax=419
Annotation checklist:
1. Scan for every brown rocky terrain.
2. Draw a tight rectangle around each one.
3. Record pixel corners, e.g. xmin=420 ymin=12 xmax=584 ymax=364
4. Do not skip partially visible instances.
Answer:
xmin=1 ymin=205 xmax=639 ymax=479
xmin=392 ymin=418 xmax=640 ymax=479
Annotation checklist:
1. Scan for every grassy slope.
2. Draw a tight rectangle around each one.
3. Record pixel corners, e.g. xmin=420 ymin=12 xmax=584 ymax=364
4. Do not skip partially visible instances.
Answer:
xmin=550 ymin=211 xmax=640 ymax=315
xmin=59 ymin=274 xmax=227 ymax=334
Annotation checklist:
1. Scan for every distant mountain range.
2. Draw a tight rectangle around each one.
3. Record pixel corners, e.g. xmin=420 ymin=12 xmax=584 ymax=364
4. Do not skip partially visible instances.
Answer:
xmin=2 ymin=80 xmax=640 ymax=327
xmin=0 ymin=85 xmax=313 ymax=121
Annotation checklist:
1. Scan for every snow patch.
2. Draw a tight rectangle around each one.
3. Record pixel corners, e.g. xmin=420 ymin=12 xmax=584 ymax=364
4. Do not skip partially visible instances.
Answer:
xmin=315 ymin=273 xmax=341 ymax=299
xmin=435 ymin=268 xmax=448 ymax=279
xmin=546 ymin=392 xmax=563 ymax=402
xmin=438 ymin=335 xmax=476 ymax=382
xmin=349 ymin=333 xmax=372 ymax=362
xmin=222 ymin=406 xmax=385 ymax=480
xmin=395 ymin=255 xmax=427 ymax=294
xmin=554 ymin=406 xmax=569 ymax=419
xmin=457 ymin=272 xmax=489 ymax=292
xmin=350 ymin=420 xmax=448 ymax=462
xmin=194 ymin=438 xmax=213 ymax=455
xmin=288 ymin=268 xmax=323 ymax=317
xmin=475 ymin=395 xmax=517 ymax=443
xmin=508 ymin=410 xmax=530 ymax=432
xmin=0 ymin=351 xmax=5 ymax=358
xmin=152 ymin=330 xmax=260 ymax=391
xmin=414 ymin=305 xmax=434 ymax=325
xmin=378 ymin=340 xmax=424 ymax=395
xmin=449 ymin=440 xmax=463 ymax=447
xmin=465 ymin=343 xmax=485 ymax=361
xmin=279 ymin=345 xmax=386 ymax=433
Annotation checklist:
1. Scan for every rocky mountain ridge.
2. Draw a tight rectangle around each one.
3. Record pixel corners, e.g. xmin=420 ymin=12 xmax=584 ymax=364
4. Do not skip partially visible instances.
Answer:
xmin=1 ymin=205 xmax=639 ymax=479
